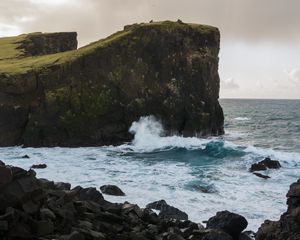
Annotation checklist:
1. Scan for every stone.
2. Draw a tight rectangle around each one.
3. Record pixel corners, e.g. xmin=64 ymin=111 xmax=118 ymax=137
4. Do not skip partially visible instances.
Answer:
xmin=146 ymin=200 xmax=168 ymax=210
xmin=100 ymin=185 xmax=125 ymax=196
xmin=0 ymin=166 xmax=12 ymax=187
xmin=249 ymin=157 xmax=281 ymax=172
xmin=0 ymin=160 xmax=5 ymax=166
xmin=55 ymin=181 xmax=71 ymax=190
xmin=253 ymin=172 xmax=270 ymax=179
xmin=33 ymin=220 xmax=54 ymax=236
xmin=78 ymin=187 xmax=104 ymax=203
xmin=202 ymin=229 xmax=233 ymax=240
xmin=31 ymin=163 xmax=47 ymax=169
xmin=60 ymin=231 xmax=85 ymax=240
xmin=21 ymin=155 xmax=30 ymax=159
xmin=206 ymin=211 xmax=248 ymax=240
xmin=0 ymin=220 xmax=8 ymax=231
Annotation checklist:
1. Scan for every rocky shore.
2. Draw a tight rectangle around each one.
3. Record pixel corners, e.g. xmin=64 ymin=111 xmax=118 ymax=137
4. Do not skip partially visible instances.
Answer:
xmin=0 ymin=161 xmax=253 ymax=240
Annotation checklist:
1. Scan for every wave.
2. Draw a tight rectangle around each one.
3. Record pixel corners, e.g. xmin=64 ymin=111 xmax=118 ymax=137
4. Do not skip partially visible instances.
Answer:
xmin=119 ymin=116 xmax=300 ymax=165
xmin=234 ymin=117 xmax=251 ymax=121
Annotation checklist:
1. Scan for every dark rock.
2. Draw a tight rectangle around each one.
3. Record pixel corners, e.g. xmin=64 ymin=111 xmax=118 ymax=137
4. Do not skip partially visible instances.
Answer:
xmin=33 ymin=220 xmax=54 ymax=236
xmin=0 ymin=166 xmax=12 ymax=187
xmin=146 ymin=200 xmax=188 ymax=220
xmin=0 ymin=220 xmax=8 ymax=231
xmin=256 ymin=179 xmax=300 ymax=240
xmin=249 ymin=157 xmax=281 ymax=172
xmin=77 ymin=187 xmax=104 ymax=203
xmin=253 ymin=172 xmax=270 ymax=179
xmin=0 ymin=160 xmax=5 ymax=166
xmin=202 ymin=229 xmax=233 ymax=240
xmin=21 ymin=154 xmax=30 ymax=159
xmin=100 ymin=184 xmax=125 ymax=196
xmin=55 ymin=182 xmax=71 ymax=190
xmin=18 ymin=32 xmax=78 ymax=56
xmin=239 ymin=231 xmax=255 ymax=240
xmin=61 ymin=231 xmax=85 ymax=240
xmin=146 ymin=200 xmax=168 ymax=210
xmin=31 ymin=163 xmax=47 ymax=169
xmin=206 ymin=211 xmax=248 ymax=240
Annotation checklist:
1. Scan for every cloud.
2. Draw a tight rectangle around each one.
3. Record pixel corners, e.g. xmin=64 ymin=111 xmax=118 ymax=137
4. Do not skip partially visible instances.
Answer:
xmin=0 ymin=0 xmax=300 ymax=45
xmin=221 ymin=78 xmax=239 ymax=89
xmin=286 ymin=67 xmax=300 ymax=85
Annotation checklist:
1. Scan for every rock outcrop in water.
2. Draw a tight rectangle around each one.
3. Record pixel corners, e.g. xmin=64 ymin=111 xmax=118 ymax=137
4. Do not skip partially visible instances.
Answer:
xmin=256 ymin=178 xmax=300 ymax=240
xmin=0 ymin=162 xmax=251 ymax=240
xmin=0 ymin=20 xmax=224 ymax=147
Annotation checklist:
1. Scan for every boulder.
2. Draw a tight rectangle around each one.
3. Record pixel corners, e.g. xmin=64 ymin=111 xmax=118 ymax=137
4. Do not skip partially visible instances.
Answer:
xmin=206 ymin=211 xmax=248 ymax=240
xmin=100 ymin=185 xmax=125 ymax=196
xmin=0 ymin=166 xmax=12 ymax=187
xmin=249 ymin=157 xmax=281 ymax=172
xmin=146 ymin=200 xmax=188 ymax=220
xmin=31 ymin=164 xmax=47 ymax=169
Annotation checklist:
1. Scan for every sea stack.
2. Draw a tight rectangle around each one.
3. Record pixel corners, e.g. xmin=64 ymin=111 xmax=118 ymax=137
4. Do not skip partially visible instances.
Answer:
xmin=0 ymin=21 xmax=224 ymax=147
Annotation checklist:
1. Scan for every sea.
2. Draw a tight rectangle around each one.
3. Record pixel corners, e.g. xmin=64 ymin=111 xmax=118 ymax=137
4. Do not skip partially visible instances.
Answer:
xmin=1 ymin=99 xmax=300 ymax=231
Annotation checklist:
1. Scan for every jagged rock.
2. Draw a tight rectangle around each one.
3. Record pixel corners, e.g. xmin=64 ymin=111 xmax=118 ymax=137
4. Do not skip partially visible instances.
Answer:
xmin=100 ymin=184 xmax=126 ymax=196
xmin=31 ymin=163 xmax=47 ymax=169
xmin=253 ymin=172 xmax=270 ymax=179
xmin=55 ymin=182 xmax=71 ymax=190
xmin=256 ymin=179 xmax=300 ymax=240
xmin=206 ymin=211 xmax=248 ymax=240
xmin=21 ymin=154 xmax=30 ymax=158
xmin=0 ymin=166 xmax=12 ymax=187
xmin=0 ymin=160 xmax=5 ymax=166
xmin=202 ymin=229 xmax=233 ymax=240
xmin=0 ymin=21 xmax=224 ymax=147
xmin=146 ymin=200 xmax=188 ymax=220
xmin=249 ymin=157 xmax=281 ymax=172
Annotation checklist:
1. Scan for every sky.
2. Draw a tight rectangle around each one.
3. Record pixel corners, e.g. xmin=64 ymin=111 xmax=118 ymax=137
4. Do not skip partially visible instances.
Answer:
xmin=0 ymin=0 xmax=299 ymax=99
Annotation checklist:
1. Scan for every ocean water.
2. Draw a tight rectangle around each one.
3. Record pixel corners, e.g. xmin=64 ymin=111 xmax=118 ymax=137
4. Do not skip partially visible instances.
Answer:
xmin=1 ymin=99 xmax=300 ymax=231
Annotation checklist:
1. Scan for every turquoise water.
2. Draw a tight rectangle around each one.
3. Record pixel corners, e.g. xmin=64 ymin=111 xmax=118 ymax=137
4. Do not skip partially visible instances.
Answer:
xmin=0 ymin=99 xmax=299 ymax=230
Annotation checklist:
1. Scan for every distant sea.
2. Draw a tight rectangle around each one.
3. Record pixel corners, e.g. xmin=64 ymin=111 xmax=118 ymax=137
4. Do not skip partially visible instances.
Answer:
xmin=1 ymin=99 xmax=300 ymax=230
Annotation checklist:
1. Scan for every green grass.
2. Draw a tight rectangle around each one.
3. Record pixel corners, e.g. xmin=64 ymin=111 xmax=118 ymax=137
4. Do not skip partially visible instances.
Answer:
xmin=0 ymin=21 xmax=217 ymax=76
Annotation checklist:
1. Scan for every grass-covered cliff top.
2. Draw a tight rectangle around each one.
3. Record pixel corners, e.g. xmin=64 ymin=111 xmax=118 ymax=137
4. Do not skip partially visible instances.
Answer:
xmin=0 ymin=21 xmax=218 ymax=76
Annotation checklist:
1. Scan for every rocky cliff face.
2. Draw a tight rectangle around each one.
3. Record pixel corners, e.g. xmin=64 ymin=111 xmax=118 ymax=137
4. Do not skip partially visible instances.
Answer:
xmin=256 ymin=179 xmax=300 ymax=240
xmin=0 ymin=21 xmax=224 ymax=147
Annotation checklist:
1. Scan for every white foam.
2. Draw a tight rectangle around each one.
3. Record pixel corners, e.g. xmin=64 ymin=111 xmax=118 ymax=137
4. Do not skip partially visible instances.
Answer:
xmin=234 ymin=117 xmax=251 ymax=121
xmin=126 ymin=116 xmax=211 ymax=152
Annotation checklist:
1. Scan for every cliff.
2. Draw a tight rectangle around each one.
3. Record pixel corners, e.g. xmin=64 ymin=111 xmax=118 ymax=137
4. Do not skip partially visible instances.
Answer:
xmin=0 ymin=20 xmax=224 ymax=147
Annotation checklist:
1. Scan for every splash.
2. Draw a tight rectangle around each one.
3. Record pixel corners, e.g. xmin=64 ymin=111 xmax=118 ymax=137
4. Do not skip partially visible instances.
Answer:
xmin=128 ymin=116 xmax=211 ymax=152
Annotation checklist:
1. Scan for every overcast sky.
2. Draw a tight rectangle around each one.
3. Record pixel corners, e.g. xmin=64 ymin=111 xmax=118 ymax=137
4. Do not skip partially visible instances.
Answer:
xmin=1 ymin=0 xmax=299 ymax=99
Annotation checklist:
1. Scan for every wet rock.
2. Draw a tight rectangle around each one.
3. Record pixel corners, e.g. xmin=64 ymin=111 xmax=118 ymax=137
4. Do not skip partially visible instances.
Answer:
xmin=253 ymin=172 xmax=270 ymax=179
xmin=77 ymin=187 xmax=104 ymax=203
xmin=0 ymin=220 xmax=8 ymax=231
xmin=202 ymin=229 xmax=233 ymax=240
xmin=206 ymin=211 xmax=248 ymax=240
xmin=55 ymin=182 xmax=71 ymax=190
xmin=21 ymin=154 xmax=30 ymax=159
xmin=249 ymin=157 xmax=281 ymax=172
xmin=256 ymin=179 xmax=300 ymax=239
xmin=239 ymin=231 xmax=255 ymax=240
xmin=60 ymin=231 xmax=85 ymax=240
xmin=31 ymin=163 xmax=47 ymax=169
xmin=0 ymin=166 xmax=12 ymax=187
xmin=0 ymin=160 xmax=5 ymax=166
xmin=100 ymin=184 xmax=126 ymax=196
xmin=146 ymin=200 xmax=188 ymax=220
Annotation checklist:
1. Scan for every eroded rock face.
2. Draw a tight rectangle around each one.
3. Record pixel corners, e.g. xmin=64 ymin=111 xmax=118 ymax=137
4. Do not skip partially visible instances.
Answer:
xmin=18 ymin=32 xmax=78 ymax=56
xmin=0 ymin=21 xmax=224 ymax=147
xmin=256 ymin=179 xmax=300 ymax=240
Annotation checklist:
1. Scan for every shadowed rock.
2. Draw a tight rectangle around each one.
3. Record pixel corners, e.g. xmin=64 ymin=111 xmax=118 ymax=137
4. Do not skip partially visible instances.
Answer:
xmin=249 ymin=157 xmax=281 ymax=172
xmin=206 ymin=210 xmax=248 ymax=240
xmin=100 ymin=185 xmax=125 ymax=196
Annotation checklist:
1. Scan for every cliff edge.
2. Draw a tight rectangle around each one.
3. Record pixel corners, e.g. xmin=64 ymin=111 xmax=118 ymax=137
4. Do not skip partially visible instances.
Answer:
xmin=0 ymin=20 xmax=224 ymax=147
